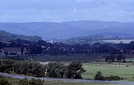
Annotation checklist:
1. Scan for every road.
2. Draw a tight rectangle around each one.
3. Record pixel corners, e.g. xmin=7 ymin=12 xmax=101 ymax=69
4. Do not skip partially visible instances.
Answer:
xmin=0 ymin=72 xmax=134 ymax=85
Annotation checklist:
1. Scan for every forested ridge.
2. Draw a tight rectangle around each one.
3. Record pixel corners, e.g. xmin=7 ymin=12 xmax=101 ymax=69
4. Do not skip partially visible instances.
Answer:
xmin=0 ymin=30 xmax=42 ymax=42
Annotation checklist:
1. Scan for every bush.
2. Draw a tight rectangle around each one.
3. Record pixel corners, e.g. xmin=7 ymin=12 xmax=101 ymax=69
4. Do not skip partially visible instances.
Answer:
xmin=18 ymin=78 xmax=28 ymax=85
xmin=105 ymin=75 xmax=124 ymax=81
xmin=94 ymin=71 xmax=105 ymax=80
xmin=0 ymin=78 xmax=11 ymax=85
xmin=109 ymin=75 xmax=120 ymax=80
xmin=29 ymin=78 xmax=44 ymax=85
xmin=18 ymin=78 xmax=44 ymax=85
xmin=94 ymin=71 xmax=124 ymax=81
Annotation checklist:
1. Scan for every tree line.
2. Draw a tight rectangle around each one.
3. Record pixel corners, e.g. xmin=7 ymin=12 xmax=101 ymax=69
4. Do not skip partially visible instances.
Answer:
xmin=1 ymin=39 xmax=134 ymax=55
xmin=0 ymin=59 xmax=86 ymax=79
xmin=105 ymin=54 xmax=126 ymax=63
xmin=0 ymin=59 xmax=125 ymax=85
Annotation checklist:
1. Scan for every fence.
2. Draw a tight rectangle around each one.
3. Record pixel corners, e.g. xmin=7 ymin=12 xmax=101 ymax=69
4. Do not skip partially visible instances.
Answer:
xmin=0 ymin=72 xmax=134 ymax=85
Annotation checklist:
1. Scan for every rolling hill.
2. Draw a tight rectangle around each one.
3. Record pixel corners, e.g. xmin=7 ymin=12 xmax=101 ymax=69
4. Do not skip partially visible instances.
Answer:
xmin=0 ymin=30 xmax=42 ymax=42
xmin=0 ymin=20 xmax=134 ymax=39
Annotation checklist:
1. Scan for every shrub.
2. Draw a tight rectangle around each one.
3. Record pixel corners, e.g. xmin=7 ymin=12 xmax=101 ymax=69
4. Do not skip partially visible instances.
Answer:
xmin=109 ymin=75 xmax=120 ymax=80
xmin=29 ymin=78 xmax=43 ymax=85
xmin=18 ymin=78 xmax=28 ymax=85
xmin=94 ymin=71 xmax=105 ymax=80
xmin=105 ymin=75 xmax=124 ymax=80
xmin=18 ymin=78 xmax=44 ymax=85
xmin=0 ymin=78 xmax=11 ymax=85
xmin=94 ymin=71 xmax=124 ymax=81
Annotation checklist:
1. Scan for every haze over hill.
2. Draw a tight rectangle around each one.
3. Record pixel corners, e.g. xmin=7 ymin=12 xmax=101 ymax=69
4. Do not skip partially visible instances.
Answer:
xmin=0 ymin=30 xmax=42 ymax=42
xmin=0 ymin=20 xmax=134 ymax=40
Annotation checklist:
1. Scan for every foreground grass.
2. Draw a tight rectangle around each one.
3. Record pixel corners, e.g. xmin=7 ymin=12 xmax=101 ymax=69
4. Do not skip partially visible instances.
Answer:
xmin=7 ymin=78 xmax=19 ymax=85
xmin=82 ymin=63 xmax=134 ymax=81
xmin=7 ymin=77 xmax=121 ymax=85
xmin=43 ymin=81 xmax=121 ymax=85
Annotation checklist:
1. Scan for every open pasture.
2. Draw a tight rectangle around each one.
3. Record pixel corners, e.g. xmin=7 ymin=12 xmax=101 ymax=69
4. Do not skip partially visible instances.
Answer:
xmin=82 ymin=63 xmax=134 ymax=81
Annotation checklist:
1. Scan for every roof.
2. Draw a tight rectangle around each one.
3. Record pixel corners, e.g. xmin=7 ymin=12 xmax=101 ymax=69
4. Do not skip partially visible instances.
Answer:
xmin=0 ymin=41 xmax=11 ymax=44
xmin=3 ymin=47 xmax=21 ymax=52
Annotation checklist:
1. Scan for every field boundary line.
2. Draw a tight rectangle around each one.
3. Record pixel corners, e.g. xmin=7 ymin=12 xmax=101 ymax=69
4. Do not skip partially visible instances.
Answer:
xmin=0 ymin=72 xmax=134 ymax=85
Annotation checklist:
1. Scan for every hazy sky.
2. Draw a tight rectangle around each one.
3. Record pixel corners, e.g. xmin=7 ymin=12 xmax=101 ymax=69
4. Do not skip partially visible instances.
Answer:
xmin=0 ymin=0 xmax=134 ymax=22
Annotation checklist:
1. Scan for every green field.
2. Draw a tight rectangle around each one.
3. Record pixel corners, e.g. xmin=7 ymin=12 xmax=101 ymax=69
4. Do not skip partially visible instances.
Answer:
xmin=82 ymin=63 xmax=134 ymax=81
xmin=38 ymin=54 xmax=134 ymax=81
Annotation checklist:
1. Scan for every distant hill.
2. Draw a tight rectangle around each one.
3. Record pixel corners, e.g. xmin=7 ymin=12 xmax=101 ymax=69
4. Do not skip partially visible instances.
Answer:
xmin=64 ymin=35 xmax=134 ymax=45
xmin=0 ymin=20 xmax=134 ymax=39
xmin=0 ymin=30 xmax=42 ymax=42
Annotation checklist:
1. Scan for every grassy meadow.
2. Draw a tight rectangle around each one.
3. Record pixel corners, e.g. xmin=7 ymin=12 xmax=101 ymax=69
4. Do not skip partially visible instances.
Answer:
xmin=3 ymin=62 xmax=134 ymax=85
xmin=82 ymin=63 xmax=134 ymax=81
xmin=37 ymin=54 xmax=134 ymax=81
xmin=3 ymin=54 xmax=134 ymax=84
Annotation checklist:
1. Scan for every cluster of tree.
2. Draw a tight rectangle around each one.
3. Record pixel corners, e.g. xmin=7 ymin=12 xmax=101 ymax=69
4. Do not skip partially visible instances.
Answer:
xmin=1 ymin=39 xmax=92 ymax=55
xmin=89 ymin=41 xmax=134 ymax=54
xmin=46 ymin=61 xmax=86 ymax=79
xmin=0 ymin=42 xmax=7 ymax=49
xmin=0 ymin=59 xmax=16 ymax=73
xmin=1 ymin=39 xmax=134 ymax=56
xmin=0 ymin=59 xmax=86 ymax=79
xmin=65 ymin=61 xmax=86 ymax=79
xmin=65 ymin=36 xmax=131 ymax=45
xmin=46 ymin=62 xmax=67 ymax=78
xmin=94 ymin=71 xmax=124 ymax=81
xmin=0 ymin=59 xmax=45 ymax=77
xmin=13 ymin=60 xmax=46 ymax=77
xmin=105 ymin=54 xmax=126 ymax=63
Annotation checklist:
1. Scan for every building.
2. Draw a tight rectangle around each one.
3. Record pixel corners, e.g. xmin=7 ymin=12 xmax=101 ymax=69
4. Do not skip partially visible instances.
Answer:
xmin=3 ymin=47 xmax=29 ymax=55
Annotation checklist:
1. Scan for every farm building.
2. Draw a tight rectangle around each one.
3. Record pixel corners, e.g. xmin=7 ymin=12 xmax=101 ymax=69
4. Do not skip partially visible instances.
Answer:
xmin=3 ymin=47 xmax=29 ymax=55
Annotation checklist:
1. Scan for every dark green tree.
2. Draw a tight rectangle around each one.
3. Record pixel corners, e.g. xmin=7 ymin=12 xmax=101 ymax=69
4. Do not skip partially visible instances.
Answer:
xmin=33 ymin=64 xmax=46 ymax=77
xmin=46 ymin=62 xmax=67 ymax=78
xmin=94 ymin=71 xmax=105 ymax=80
xmin=65 ymin=60 xmax=86 ymax=79
xmin=0 ymin=59 xmax=16 ymax=73
xmin=117 ymin=54 xmax=123 ymax=62
xmin=13 ymin=60 xmax=46 ymax=77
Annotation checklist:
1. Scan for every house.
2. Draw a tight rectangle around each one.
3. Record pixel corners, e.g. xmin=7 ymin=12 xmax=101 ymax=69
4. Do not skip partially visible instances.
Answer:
xmin=3 ymin=47 xmax=29 ymax=55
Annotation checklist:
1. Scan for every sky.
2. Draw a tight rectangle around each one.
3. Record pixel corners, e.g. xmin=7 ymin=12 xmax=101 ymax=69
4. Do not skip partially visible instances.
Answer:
xmin=0 ymin=0 xmax=134 ymax=22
